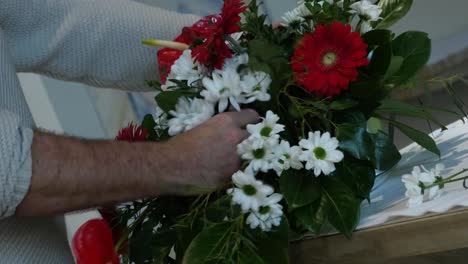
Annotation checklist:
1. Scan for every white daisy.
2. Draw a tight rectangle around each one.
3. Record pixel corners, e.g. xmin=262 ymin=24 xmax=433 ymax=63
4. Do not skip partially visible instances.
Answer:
xmin=402 ymin=168 xmax=425 ymax=207
xmin=237 ymin=136 xmax=277 ymax=173
xmin=272 ymin=141 xmax=304 ymax=176
xmin=167 ymin=98 xmax=214 ymax=136
xmin=162 ymin=50 xmax=203 ymax=90
xmin=227 ymin=170 xmax=274 ymax=212
xmin=350 ymin=0 xmax=382 ymax=33
xmin=246 ymin=193 xmax=284 ymax=232
xmin=299 ymin=131 xmax=344 ymax=176
xmin=416 ymin=164 xmax=444 ymax=201
xmin=201 ymin=69 xmax=242 ymax=112
xmin=246 ymin=111 xmax=284 ymax=140
xmin=223 ymin=53 xmax=249 ymax=71
xmin=281 ymin=0 xmax=315 ymax=26
xmin=402 ymin=164 xmax=445 ymax=207
xmin=350 ymin=0 xmax=382 ymax=22
xmin=240 ymin=71 xmax=272 ymax=104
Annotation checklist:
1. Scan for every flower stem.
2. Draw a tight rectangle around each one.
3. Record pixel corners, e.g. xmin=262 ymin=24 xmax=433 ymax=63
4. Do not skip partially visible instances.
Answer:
xmin=224 ymin=35 xmax=245 ymax=54
xmin=423 ymin=170 xmax=468 ymax=190
xmin=142 ymin=39 xmax=189 ymax=50
xmin=444 ymin=168 xmax=468 ymax=181
xmin=114 ymin=206 xmax=151 ymax=253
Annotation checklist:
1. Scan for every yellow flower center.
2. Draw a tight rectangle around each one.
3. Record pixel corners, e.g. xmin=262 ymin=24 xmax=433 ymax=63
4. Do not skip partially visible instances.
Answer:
xmin=322 ymin=52 xmax=337 ymax=67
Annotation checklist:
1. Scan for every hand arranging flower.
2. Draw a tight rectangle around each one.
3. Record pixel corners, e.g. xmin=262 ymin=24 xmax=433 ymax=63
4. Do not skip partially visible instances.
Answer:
xmin=98 ymin=0 xmax=466 ymax=263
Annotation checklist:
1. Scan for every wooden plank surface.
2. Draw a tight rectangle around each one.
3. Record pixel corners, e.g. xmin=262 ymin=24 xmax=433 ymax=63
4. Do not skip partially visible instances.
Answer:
xmin=290 ymin=209 xmax=468 ymax=264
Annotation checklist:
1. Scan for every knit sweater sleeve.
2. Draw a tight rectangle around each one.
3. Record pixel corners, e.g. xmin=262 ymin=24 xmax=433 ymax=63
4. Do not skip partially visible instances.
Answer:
xmin=0 ymin=0 xmax=199 ymax=91
xmin=0 ymin=0 xmax=199 ymax=218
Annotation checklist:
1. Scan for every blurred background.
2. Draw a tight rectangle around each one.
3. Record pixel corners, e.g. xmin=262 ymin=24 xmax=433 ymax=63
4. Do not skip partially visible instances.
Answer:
xmin=20 ymin=0 xmax=468 ymax=148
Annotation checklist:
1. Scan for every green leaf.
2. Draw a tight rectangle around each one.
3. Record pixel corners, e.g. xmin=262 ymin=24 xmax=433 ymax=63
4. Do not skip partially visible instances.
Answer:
xmin=280 ymin=170 xmax=321 ymax=210
xmin=336 ymin=123 xmax=374 ymax=161
xmin=389 ymin=119 xmax=440 ymax=156
xmin=362 ymin=29 xmax=393 ymax=48
xmin=367 ymin=117 xmax=383 ymax=134
xmin=329 ymin=99 xmax=358 ymax=111
xmin=145 ymin=80 xmax=162 ymax=90
xmin=334 ymin=159 xmax=376 ymax=200
xmin=155 ymin=91 xmax=185 ymax=113
xmin=387 ymin=31 xmax=431 ymax=87
xmin=294 ymin=195 xmax=329 ymax=234
xmin=182 ymin=222 xmax=234 ymax=264
xmin=377 ymin=99 xmax=452 ymax=129
xmin=248 ymin=39 xmax=289 ymax=75
xmin=368 ymin=41 xmax=392 ymax=77
xmin=141 ymin=114 xmax=158 ymax=141
xmin=375 ymin=0 xmax=413 ymax=29
xmin=371 ymin=131 xmax=401 ymax=171
xmin=384 ymin=56 xmax=404 ymax=80
xmin=252 ymin=217 xmax=290 ymax=264
xmin=321 ymin=177 xmax=361 ymax=239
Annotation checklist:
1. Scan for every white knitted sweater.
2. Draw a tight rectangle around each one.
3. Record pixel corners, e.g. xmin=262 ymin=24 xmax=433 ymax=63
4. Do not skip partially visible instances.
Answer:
xmin=0 ymin=0 xmax=197 ymax=262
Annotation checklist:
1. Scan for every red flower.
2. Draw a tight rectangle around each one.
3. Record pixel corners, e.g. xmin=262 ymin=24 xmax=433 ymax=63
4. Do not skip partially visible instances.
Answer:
xmin=72 ymin=219 xmax=119 ymax=264
xmin=191 ymin=0 xmax=247 ymax=69
xmin=221 ymin=0 xmax=248 ymax=34
xmin=156 ymin=0 xmax=246 ymax=81
xmin=157 ymin=34 xmax=192 ymax=84
xmin=115 ymin=123 xmax=148 ymax=142
xmin=291 ymin=22 xmax=370 ymax=97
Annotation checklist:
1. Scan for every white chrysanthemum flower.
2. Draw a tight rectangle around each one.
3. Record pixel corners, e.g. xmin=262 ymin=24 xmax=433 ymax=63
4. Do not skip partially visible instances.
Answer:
xmin=299 ymin=131 xmax=344 ymax=176
xmin=281 ymin=0 xmax=314 ymax=26
xmin=223 ymin=53 xmax=249 ymax=71
xmin=402 ymin=172 xmax=424 ymax=207
xmin=426 ymin=164 xmax=445 ymax=200
xmin=247 ymin=111 xmax=284 ymax=140
xmin=162 ymin=50 xmax=203 ymax=90
xmin=350 ymin=0 xmax=382 ymax=33
xmin=201 ymin=69 xmax=242 ymax=112
xmin=240 ymin=71 xmax=272 ymax=104
xmin=237 ymin=136 xmax=277 ymax=173
xmin=167 ymin=98 xmax=214 ymax=136
xmin=272 ymin=141 xmax=304 ymax=176
xmin=227 ymin=170 xmax=274 ymax=212
xmin=402 ymin=164 xmax=445 ymax=207
xmin=246 ymin=193 xmax=284 ymax=232
xmin=350 ymin=0 xmax=382 ymax=22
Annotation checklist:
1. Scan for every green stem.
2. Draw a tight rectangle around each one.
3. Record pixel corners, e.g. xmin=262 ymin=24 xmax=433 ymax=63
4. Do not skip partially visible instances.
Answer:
xmin=444 ymin=168 xmax=468 ymax=181
xmin=424 ymin=174 xmax=468 ymax=190
xmin=114 ymin=206 xmax=151 ymax=252
xmin=224 ymin=35 xmax=245 ymax=54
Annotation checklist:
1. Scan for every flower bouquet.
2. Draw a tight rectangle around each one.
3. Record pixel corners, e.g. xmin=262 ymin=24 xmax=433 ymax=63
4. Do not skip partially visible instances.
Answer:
xmin=75 ymin=0 xmax=468 ymax=263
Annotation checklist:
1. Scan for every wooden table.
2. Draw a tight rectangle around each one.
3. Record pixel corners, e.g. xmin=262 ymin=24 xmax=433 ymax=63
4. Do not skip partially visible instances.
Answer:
xmin=290 ymin=209 xmax=468 ymax=263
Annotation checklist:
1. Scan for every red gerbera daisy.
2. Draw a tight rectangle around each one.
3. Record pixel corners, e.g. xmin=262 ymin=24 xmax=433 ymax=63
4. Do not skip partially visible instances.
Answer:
xmin=291 ymin=22 xmax=370 ymax=97
xmin=72 ymin=219 xmax=120 ymax=264
xmin=115 ymin=123 xmax=148 ymax=142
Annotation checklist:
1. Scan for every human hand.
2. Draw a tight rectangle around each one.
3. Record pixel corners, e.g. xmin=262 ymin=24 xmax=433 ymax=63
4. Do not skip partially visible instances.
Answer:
xmin=161 ymin=110 xmax=260 ymax=195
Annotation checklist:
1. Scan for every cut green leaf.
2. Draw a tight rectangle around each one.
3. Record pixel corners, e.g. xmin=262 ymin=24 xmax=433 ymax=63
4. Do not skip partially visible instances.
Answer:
xmin=371 ymin=131 xmax=401 ymax=171
xmin=386 ymin=31 xmax=431 ymax=87
xmin=334 ymin=159 xmax=376 ymax=200
xmin=388 ymin=119 xmax=440 ymax=156
xmin=375 ymin=0 xmax=413 ymax=29
xmin=280 ymin=170 xmax=321 ymax=209
xmin=321 ymin=177 xmax=361 ymax=239
xmin=182 ymin=222 xmax=234 ymax=264
xmin=294 ymin=195 xmax=328 ymax=234
xmin=336 ymin=123 xmax=374 ymax=161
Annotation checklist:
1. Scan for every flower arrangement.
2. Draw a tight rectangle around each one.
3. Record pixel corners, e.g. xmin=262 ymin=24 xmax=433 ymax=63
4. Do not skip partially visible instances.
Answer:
xmin=74 ymin=0 xmax=468 ymax=263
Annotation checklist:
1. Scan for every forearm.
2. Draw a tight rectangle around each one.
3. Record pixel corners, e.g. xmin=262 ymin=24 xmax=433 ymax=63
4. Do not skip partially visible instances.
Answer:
xmin=15 ymin=131 xmax=178 ymax=216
